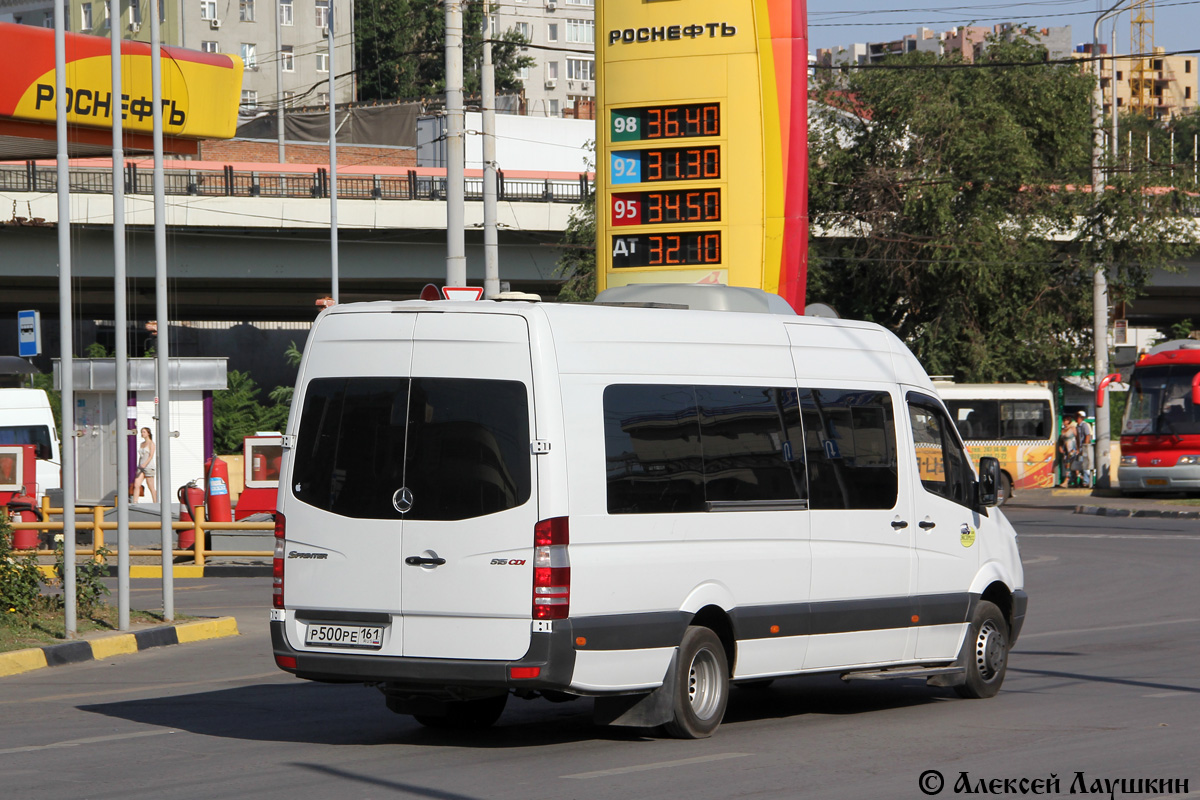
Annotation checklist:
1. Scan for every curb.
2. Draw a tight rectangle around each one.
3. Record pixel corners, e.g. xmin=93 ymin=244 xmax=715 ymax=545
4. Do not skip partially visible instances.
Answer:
xmin=0 ymin=616 xmax=239 ymax=678
xmin=1074 ymin=505 xmax=1200 ymax=519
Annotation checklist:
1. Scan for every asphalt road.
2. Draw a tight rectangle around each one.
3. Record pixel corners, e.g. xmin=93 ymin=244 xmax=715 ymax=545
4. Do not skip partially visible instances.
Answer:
xmin=1 ymin=507 xmax=1197 ymax=800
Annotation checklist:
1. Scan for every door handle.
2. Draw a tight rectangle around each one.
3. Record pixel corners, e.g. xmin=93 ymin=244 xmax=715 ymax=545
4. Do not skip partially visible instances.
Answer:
xmin=919 ymin=519 xmax=936 ymax=530
xmin=405 ymin=556 xmax=446 ymax=567
xmin=890 ymin=518 xmax=909 ymax=530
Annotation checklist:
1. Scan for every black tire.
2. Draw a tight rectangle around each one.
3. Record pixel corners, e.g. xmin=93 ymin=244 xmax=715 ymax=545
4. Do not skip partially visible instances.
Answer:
xmin=954 ymin=600 xmax=1010 ymax=699
xmin=413 ymin=693 xmax=508 ymax=729
xmin=663 ymin=626 xmax=729 ymax=739
xmin=996 ymin=473 xmax=1013 ymax=505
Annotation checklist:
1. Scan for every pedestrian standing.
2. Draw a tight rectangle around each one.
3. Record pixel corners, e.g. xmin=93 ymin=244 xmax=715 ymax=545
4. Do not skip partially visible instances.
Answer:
xmin=1055 ymin=416 xmax=1077 ymax=487
xmin=1074 ymin=410 xmax=1093 ymax=488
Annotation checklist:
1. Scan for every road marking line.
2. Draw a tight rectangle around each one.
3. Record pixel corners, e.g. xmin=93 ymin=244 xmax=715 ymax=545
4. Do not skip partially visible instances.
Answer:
xmin=1021 ymin=555 xmax=1059 ymax=565
xmin=562 ymin=752 xmax=750 ymax=780
xmin=0 ymin=671 xmax=281 ymax=705
xmin=1022 ymin=618 xmax=1200 ymax=639
xmin=1142 ymin=691 xmax=1191 ymax=698
xmin=0 ymin=729 xmax=172 ymax=755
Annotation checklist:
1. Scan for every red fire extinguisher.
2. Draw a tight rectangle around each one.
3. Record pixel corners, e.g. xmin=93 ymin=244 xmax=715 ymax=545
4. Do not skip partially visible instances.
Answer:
xmin=204 ymin=457 xmax=233 ymax=523
xmin=177 ymin=481 xmax=205 ymax=549
xmin=7 ymin=494 xmax=41 ymax=550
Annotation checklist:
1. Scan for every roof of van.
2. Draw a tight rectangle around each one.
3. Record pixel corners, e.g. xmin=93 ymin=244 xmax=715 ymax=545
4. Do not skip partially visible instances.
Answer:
xmin=314 ymin=299 xmax=935 ymax=390
xmin=0 ymin=388 xmax=51 ymax=409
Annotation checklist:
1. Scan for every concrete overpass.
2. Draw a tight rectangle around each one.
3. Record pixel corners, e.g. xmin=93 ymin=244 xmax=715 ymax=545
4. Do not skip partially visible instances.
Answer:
xmin=0 ymin=159 xmax=584 ymax=322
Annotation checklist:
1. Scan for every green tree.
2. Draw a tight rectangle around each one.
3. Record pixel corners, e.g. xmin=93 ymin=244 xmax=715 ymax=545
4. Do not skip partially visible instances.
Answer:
xmin=211 ymin=371 xmax=273 ymax=454
xmin=808 ymin=36 xmax=1200 ymax=381
xmin=356 ymin=1 xmax=534 ymax=101
xmin=555 ymin=142 xmax=596 ymax=302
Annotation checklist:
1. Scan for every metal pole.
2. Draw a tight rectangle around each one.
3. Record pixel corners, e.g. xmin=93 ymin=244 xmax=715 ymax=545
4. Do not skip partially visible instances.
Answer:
xmin=1111 ymin=26 xmax=1118 ymax=167
xmin=1091 ymin=1 xmax=1123 ymax=491
xmin=328 ymin=0 xmax=338 ymax=302
xmin=152 ymin=0 xmax=174 ymax=619
xmin=482 ymin=7 xmax=499 ymax=299
xmin=276 ymin=0 xmax=285 ymax=162
xmin=54 ymin=0 xmax=77 ymax=637
xmin=112 ymin=2 xmax=130 ymax=631
xmin=445 ymin=0 xmax=466 ymax=287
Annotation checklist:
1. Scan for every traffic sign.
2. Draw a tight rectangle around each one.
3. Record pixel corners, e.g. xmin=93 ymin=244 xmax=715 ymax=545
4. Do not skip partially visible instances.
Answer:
xmin=17 ymin=310 xmax=40 ymax=357
xmin=442 ymin=286 xmax=485 ymax=301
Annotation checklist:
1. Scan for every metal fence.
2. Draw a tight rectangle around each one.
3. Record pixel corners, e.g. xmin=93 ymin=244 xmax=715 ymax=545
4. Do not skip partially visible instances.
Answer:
xmin=0 ymin=162 xmax=591 ymax=204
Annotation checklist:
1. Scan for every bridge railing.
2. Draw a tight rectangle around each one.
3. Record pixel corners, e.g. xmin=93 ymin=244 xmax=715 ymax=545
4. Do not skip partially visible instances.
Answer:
xmin=0 ymin=162 xmax=591 ymax=204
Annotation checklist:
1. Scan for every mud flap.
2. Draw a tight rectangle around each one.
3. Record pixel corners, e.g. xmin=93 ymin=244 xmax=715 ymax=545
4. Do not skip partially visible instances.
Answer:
xmin=593 ymin=650 xmax=679 ymax=728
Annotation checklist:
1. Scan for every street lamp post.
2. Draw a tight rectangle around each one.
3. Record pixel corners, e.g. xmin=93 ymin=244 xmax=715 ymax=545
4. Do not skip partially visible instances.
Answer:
xmin=1090 ymin=0 xmax=1125 ymax=490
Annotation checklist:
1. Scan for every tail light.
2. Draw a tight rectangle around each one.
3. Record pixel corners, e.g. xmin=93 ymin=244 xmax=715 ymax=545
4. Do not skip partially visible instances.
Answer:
xmin=272 ymin=513 xmax=285 ymax=609
xmin=532 ymin=516 xmax=569 ymax=620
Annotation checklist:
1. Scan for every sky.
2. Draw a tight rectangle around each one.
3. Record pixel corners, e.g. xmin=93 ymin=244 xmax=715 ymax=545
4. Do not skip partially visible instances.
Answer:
xmin=806 ymin=0 xmax=1198 ymax=61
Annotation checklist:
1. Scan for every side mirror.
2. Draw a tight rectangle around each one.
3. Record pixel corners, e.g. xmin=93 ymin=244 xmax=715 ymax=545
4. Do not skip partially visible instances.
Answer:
xmin=977 ymin=456 xmax=1001 ymax=508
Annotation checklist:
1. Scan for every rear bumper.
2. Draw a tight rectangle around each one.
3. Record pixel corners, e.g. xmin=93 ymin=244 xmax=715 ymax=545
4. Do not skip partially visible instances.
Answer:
xmin=271 ymin=620 xmax=577 ymax=692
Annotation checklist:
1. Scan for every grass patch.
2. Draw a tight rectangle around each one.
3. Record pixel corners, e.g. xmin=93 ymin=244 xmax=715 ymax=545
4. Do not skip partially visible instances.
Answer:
xmin=0 ymin=606 xmax=182 ymax=653
xmin=1164 ymin=498 xmax=1200 ymax=506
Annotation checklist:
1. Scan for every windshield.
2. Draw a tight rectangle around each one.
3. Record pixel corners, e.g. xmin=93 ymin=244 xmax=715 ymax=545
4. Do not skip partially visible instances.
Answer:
xmin=0 ymin=425 xmax=54 ymax=460
xmin=1123 ymin=365 xmax=1200 ymax=436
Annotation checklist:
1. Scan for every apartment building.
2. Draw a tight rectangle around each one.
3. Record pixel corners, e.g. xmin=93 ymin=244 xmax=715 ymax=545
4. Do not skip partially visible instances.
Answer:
xmin=0 ymin=0 xmax=355 ymax=112
xmin=492 ymin=0 xmax=594 ymax=118
xmin=817 ymin=24 xmax=1073 ymax=68
xmin=1090 ymin=45 xmax=1198 ymax=119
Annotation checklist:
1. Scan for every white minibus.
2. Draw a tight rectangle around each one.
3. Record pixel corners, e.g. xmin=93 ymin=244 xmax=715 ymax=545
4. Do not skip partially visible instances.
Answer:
xmin=270 ymin=285 xmax=1026 ymax=738
xmin=0 ymin=388 xmax=62 ymax=502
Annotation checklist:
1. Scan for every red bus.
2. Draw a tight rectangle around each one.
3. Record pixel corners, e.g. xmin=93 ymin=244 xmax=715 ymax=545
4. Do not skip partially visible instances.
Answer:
xmin=1118 ymin=340 xmax=1200 ymax=494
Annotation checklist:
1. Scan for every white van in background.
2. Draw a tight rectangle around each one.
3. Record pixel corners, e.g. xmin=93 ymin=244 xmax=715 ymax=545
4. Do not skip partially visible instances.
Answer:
xmin=0 ymin=388 xmax=62 ymax=502
xmin=270 ymin=286 xmax=1027 ymax=738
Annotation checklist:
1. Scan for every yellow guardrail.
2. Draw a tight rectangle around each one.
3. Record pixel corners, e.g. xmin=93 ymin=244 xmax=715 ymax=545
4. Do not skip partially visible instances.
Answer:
xmin=6 ymin=498 xmax=273 ymax=568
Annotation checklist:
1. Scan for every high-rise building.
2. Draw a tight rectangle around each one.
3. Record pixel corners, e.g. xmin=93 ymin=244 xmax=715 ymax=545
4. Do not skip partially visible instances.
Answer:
xmin=492 ymin=0 xmax=594 ymax=118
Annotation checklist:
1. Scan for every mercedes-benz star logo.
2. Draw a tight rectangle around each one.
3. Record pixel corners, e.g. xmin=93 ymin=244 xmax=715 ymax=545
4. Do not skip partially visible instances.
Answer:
xmin=392 ymin=486 xmax=414 ymax=514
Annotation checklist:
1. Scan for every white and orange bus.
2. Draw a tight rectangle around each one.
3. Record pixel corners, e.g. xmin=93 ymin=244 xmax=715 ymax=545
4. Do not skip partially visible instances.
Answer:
xmin=934 ymin=383 xmax=1057 ymax=503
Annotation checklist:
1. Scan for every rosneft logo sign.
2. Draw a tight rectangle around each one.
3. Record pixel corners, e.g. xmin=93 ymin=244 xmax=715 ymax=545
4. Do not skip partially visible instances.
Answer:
xmin=0 ymin=21 xmax=243 ymax=140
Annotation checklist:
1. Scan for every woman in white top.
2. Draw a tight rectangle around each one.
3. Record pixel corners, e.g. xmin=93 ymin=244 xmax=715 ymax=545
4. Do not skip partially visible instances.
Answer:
xmin=131 ymin=427 xmax=157 ymax=503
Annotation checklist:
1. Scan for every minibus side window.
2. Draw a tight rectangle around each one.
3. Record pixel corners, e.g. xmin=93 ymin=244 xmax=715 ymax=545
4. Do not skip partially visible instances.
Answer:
xmin=800 ymin=389 xmax=898 ymax=510
xmin=696 ymin=385 xmax=806 ymax=503
xmin=908 ymin=399 xmax=973 ymax=507
xmin=999 ymin=400 xmax=1051 ymax=440
xmin=604 ymin=384 xmax=705 ymax=514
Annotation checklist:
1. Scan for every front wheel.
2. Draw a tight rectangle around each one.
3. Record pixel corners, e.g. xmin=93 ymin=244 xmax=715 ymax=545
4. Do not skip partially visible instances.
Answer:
xmin=663 ymin=626 xmax=729 ymax=739
xmin=954 ymin=600 xmax=1009 ymax=699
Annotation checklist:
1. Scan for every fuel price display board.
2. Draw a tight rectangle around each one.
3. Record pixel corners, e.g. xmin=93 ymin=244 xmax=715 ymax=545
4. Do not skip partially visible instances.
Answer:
xmin=596 ymin=1 xmax=809 ymax=310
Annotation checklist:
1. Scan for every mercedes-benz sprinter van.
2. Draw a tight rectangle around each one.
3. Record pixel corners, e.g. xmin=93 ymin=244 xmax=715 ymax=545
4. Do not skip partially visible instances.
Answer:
xmin=270 ymin=286 xmax=1026 ymax=738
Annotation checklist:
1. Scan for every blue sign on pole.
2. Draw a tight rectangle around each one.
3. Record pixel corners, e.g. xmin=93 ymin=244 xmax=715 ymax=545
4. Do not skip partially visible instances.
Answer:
xmin=17 ymin=310 xmax=40 ymax=358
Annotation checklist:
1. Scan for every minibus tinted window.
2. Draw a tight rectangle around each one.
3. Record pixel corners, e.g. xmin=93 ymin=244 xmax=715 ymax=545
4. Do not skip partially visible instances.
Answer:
xmin=800 ymin=389 xmax=898 ymax=510
xmin=605 ymin=385 xmax=704 ymax=514
xmin=696 ymin=385 xmax=806 ymax=503
xmin=0 ymin=425 xmax=53 ymax=460
xmin=403 ymin=378 xmax=531 ymax=521
xmin=292 ymin=377 xmax=531 ymax=520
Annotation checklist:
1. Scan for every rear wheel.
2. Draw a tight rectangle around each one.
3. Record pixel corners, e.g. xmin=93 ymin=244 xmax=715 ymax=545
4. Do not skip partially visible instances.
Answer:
xmin=413 ymin=694 xmax=508 ymax=729
xmin=954 ymin=601 xmax=1009 ymax=699
xmin=664 ymin=626 xmax=729 ymax=739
